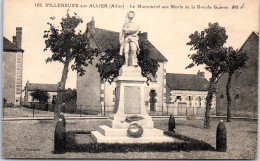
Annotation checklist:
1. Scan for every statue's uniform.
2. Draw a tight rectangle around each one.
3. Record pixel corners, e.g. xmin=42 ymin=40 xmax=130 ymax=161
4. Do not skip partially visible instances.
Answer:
xmin=120 ymin=21 xmax=140 ymax=66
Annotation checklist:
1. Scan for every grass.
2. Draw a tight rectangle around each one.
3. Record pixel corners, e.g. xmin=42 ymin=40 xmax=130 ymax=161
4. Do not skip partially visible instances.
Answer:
xmin=2 ymin=118 xmax=258 ymax=159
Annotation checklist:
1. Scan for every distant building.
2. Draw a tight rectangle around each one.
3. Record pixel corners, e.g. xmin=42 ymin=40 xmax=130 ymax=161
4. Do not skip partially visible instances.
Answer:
xmin=77 ymin=18 xmax=168 ymax=115
xmin=166 ymin=71 xmax=216 ymax=116
xmin=3 ymin=27 xmax=24 ymax=106
xmin=216 ymin=32 xmax=258 ymax=117
xmin=24 ymin=81 xmax=58 ymax=105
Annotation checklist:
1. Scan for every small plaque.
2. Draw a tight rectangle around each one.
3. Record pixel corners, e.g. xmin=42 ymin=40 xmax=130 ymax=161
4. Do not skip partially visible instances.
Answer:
xmin=124 ymin=86 xmax=141 ymax=114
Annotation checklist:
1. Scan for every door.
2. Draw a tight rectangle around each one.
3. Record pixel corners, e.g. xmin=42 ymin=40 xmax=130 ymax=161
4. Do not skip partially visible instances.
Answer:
xmin=149 ymin=90 xmax=157 ymax=112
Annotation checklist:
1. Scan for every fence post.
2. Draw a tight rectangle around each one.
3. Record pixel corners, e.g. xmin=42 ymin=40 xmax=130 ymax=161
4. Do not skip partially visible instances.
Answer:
xmin=235 ymin=106 xmax=237 ymax=117
xmin=3 ymin=98 xmax=6 ymax=118
xmin=254 ymin=106 xmax=256 ymax=118
xmin=104 ymin=102 xmax=106 ymax=116
xmin=167 ymin=104 xmax=168 ymax=116
xmin=80 ymin=104 xmax=82 ymax=117
xmin=33 ymin=103 xmax=35 ymax=118
xmin=101 ymin=104 xmax=103 ymax=117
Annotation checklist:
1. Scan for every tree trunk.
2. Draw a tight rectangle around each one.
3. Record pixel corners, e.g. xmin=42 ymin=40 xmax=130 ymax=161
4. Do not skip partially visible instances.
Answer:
xmin=226 ymin=73 xmax=232 ymax=122
xmin=204 ymin=75 xmax=215 ymax=129
xmin=53 ymin=59 xmax=70 ymax=125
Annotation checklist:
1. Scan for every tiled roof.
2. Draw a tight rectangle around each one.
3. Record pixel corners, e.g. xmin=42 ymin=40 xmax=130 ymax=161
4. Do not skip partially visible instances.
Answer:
xmin=27 ymin=83 xmax=58 ymax=92
xmin=166 ymin=73 xmax=209 ymax=91
xmin=3 ymin=37 xmax=24 ymax=52
xmin=90 ymin=28 xmax=168 ymax=62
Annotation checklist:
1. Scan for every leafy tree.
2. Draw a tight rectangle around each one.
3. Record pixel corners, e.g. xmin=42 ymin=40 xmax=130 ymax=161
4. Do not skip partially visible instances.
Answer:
xmin=62 ymin=88 xmax=77 ymax=103
xmin=137 ymin=41 xmax=160 ymax=84
xmin=224 ymin=47 xmax=248 ymax=122
xmin=30 ymin=89 xmax=50 ymax=104
xmin=43 ymin=11 xmax=99 ymax=122
xmin=96 ymin=44 xmax=124 ymax=84
xmin=186 ymin=22 xmax=228 ymax=128
xmin=96 ymin=39 xmax=159 ymax=84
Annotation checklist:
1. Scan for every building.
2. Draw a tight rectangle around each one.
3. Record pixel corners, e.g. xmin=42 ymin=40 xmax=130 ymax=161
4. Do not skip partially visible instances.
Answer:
xmin=77 ymin=18 xmax=168 ymax=115
xmin=216 ymin=32 xmax=258 ymax=117
xmin=24 ymin=81 xmax=58 ymax=105
xmin=166 ymin=71 xmax=216 ymax=116
xmin=3 ymin=27 xmax=24 ymax=106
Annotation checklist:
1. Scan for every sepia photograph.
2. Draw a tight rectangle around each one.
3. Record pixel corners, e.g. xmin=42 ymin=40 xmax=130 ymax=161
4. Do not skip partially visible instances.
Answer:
xmin=2 ymin=0 xmax=259 ymax=159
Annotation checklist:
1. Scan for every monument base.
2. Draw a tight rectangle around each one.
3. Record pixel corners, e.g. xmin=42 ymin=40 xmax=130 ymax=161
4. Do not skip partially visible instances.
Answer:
xmin=107 ymin=114 xmax=154 ymax=129
xmin=91 ymin=65 xmax=174 ymax=144
xmin=91 ymin=125 xmax=174 ymax=143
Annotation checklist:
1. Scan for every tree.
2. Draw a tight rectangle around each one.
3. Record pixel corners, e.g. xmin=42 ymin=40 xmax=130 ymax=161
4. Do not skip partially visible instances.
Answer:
xmin=186 ymin=22 xmax=228 ymax=128
xmin=96 ymin=44 xmax=124 ymax=84
xmin=61 ymin=88 xmax=77 ymax=103
xmin=30 ymin=89 xmax=50 ymax=105
xmin=96 ymin=39 xmax=159 ymax=84
xmin=224 ymin=47 xmax=248 ymax=122
xmin=43 ymin=11 xmax=99 ymax=123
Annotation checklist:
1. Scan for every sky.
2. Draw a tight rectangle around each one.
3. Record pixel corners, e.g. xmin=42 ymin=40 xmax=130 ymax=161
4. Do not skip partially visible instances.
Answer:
xmin=3 ymin=0 xmax=259 ymax=89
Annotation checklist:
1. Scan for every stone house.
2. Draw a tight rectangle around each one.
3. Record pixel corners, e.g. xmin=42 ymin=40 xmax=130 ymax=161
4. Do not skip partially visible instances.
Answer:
xmin=77 ymin=18 xmax=168 ymax=115
xmin=3 ymin=27 xmax=24 ymax=106
xmin=24 ymin=81 xmax=58 ymax=105
xmin=166 ymin=71 xmax=216 ymax=116
xmin=216 ymin=32 xmax=258 ymax=117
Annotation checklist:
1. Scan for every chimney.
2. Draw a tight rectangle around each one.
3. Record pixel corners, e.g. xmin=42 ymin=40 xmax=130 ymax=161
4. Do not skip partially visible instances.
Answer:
xmin=13 ymin=36 xmax=17 ymax=46
xmin=87 ymin=17 xmax=95 ymax=34
xmin=197 ymin=70 xmax=205 ymax=77
xmin=16 ymin=27 xmax=22 ymax=48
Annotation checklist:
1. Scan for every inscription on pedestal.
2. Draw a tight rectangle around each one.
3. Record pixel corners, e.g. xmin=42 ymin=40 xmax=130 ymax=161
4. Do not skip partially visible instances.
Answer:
xmin=124 ymin=86 xmax=140 ymax=114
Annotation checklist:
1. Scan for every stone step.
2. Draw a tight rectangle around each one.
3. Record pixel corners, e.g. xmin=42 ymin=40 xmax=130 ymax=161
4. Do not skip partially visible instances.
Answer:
xmin=98 ymin=125 xmax=164 ymax=137
xmin=91 ymin=130 xmax=175 ymax=143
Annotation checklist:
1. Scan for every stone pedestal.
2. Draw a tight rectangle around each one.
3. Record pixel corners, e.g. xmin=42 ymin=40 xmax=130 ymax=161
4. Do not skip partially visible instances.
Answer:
xmin=91 ymin=66 xmax=174 ymax=143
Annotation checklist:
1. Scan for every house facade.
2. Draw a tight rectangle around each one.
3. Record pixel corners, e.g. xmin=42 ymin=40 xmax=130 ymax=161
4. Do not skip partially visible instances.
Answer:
xmin=166 ymin=71 xmax=216 ymax=116
xmin=216 ymin=32 xmax=258 ymax=117
xmin=3 ymin=27 xmax=24 ymax=106
xmin=24 ymin=81 xmax=58 ymax=105
xmin=77 ymin=18 xmax=168 ymax=115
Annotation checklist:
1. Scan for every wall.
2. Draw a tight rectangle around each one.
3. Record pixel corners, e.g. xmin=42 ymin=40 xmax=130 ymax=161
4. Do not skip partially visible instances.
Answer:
xmin=216 ymin=32 xmax=258 ymax=117
xmin=2 ymin=51 xmax=20 ymax=106
xmin=15 ymin=52 xmax=23 ymax=106
xmin=166 ymin=89 xmax=216 ymax=115
xmin=76 ymin=36 xmax=101 ymax=114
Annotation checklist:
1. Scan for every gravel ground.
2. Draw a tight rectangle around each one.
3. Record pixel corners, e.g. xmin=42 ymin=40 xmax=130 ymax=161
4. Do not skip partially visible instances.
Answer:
xmin=2 ymin=118 xmax=257 ymax=159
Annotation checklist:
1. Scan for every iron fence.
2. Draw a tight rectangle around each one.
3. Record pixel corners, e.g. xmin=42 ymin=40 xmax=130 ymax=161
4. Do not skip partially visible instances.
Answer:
xmin=2 ymin=101 xmax=258 ymax=119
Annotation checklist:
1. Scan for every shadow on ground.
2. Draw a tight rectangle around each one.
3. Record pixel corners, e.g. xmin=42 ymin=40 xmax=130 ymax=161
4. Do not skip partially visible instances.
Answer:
xmin=64 ymin=131 xmax=215 ymax=153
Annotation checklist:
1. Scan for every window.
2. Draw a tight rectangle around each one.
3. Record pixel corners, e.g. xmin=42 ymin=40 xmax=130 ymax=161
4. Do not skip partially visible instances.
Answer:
xmin=176 ymin=96 xmax=182 ymax=101
xmin=53 ymin=95 xmax=57 ymax=100
xmin=198 ymin=96 xmax=201 ymax=101
xmin=188 ymin=96 xmax=192 ymax=101
xmin=235 ymin=94 xmax=239 ymax=99
xmin=220 ymin=95 xmax=224 ymax=99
